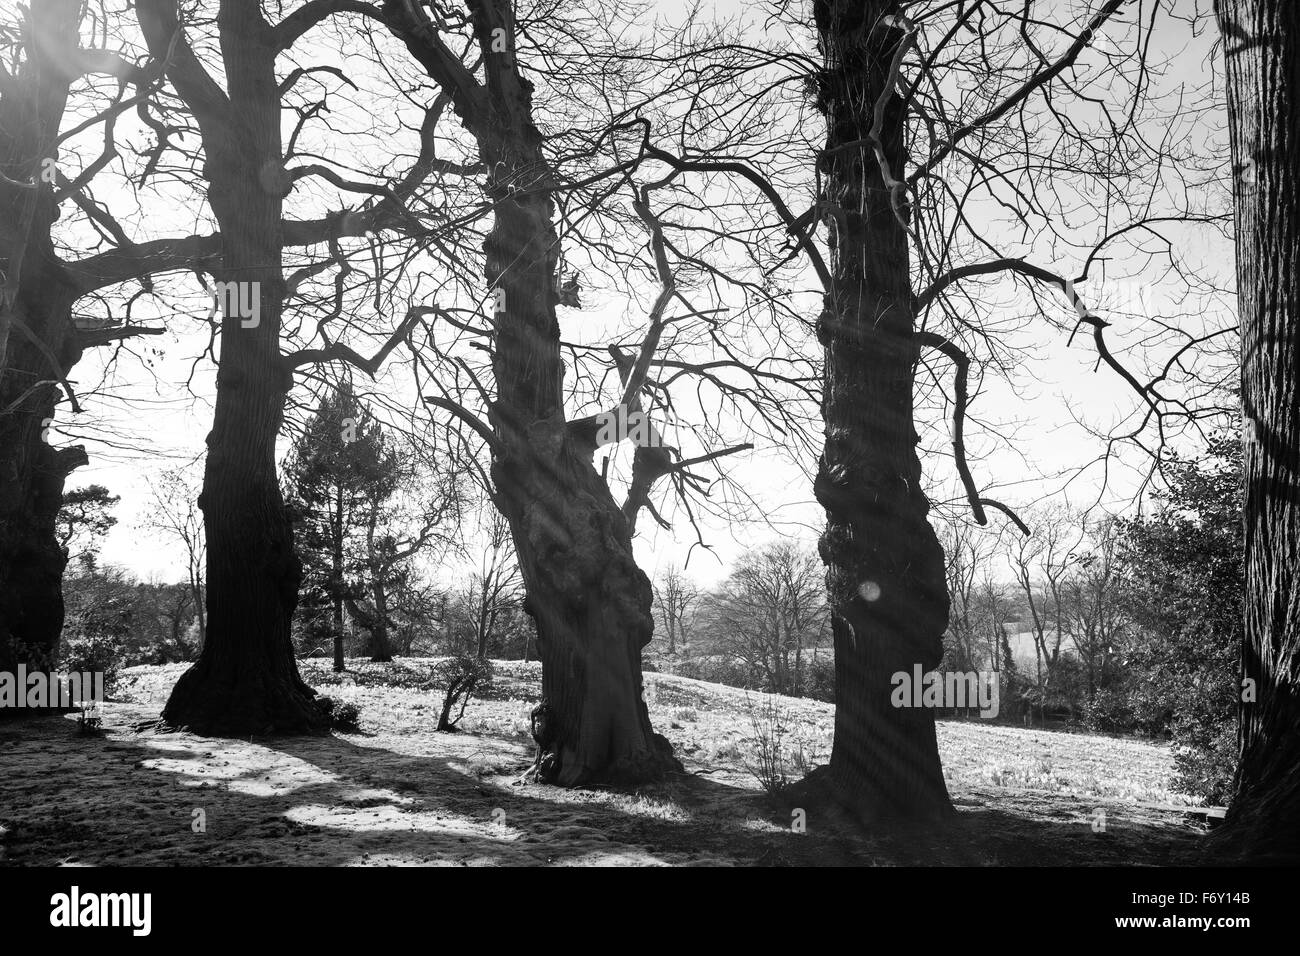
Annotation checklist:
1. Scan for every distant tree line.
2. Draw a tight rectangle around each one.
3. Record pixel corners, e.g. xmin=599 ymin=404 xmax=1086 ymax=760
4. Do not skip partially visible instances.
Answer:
xmin=640 ymin=431 xmax=1241 ymax=804
xmin=936 ymin=431 xmax=1240 ymax=802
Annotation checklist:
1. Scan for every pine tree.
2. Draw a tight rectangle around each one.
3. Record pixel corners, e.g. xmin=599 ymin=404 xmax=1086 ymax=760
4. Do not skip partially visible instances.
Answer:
xmin=283 ymin=385 xmax=393 ymax=670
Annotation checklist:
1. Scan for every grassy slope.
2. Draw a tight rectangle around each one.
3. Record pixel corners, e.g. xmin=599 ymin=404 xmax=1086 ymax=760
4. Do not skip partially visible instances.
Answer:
xmin=0 ymin=659 xmax=1213 ymax=866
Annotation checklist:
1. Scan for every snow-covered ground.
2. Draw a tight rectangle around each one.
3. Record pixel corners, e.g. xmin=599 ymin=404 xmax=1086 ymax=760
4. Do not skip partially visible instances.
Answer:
xmin=0 ymin=659 xmax=1210 ymax=866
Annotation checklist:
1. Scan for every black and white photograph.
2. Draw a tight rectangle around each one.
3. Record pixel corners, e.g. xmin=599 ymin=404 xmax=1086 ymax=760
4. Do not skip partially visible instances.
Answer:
xmin=0 ymin=0 xmax=1292 ymax=928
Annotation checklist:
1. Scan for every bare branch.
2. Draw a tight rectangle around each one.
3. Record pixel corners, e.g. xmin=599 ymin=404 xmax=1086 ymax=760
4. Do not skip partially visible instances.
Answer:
xmin=978 ymin=498 xmax=1031 ymax=536
xmin=287 ymin=164 xmax=406 ymax=207
xmin=423 ymin=395 xmax=501 ymax=454
xmin=274 ymin=0 xmax=383 ymax=52
xmin=618 ymin=190 xmax=676 ymax=409
xmin=915 ymin=330 xmax=986 ymax=525
xmin=76 ymin=323 xmax=166 ymax=349
xmin=136 ymin=0 xmax=233 ymax=141
xmin=283 ymin=306 xmax=421 ymax=374
xmin=908 ymin=0 xmax=1129 ymax=185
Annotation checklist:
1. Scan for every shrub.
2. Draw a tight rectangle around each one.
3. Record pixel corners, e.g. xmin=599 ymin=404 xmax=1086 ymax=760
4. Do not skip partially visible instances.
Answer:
xmin=803 ymin=656 xmax=835 ymax=703
xmin=58 ymin=626 xmax=124 ymax=699
xmin=672 ymin=656 xmax=755 ymax=689
xmin=1171 ymin=709 xmax=1235 ymax=805
xmin=318 ymin=696 xmax=362 ymax=732
xmin=76 ymin=701 xmax=104 ymax=736
xmin=743 ymin=692 xmax=792 ymax=793
xmin=1081 ymin=686 xmax=1139 ymax=734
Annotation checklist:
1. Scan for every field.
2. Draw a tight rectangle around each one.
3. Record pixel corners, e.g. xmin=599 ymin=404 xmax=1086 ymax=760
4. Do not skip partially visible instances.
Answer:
xmin=0 ymin=659 xmax=1216 ymax=866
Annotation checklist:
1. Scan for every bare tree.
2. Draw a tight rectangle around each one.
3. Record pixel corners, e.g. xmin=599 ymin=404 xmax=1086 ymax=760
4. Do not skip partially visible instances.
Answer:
xmin=384 ymin=0 xmax=781 ymax=784
xmin=125 ymin=0 xmax=463 ymax=733
xmin=653 ymin=564 xmax=699 ymax=658
xmin=977 ymin=572 xmax=1015 ymax=679
xmin=0 ymin=0 xmax=181 ymax=675
xmin=465 ymin=509 xmax=521 ymax=661
xmin=627 ymin=0 xmax=1229 ymax=819
xmin=1061 ymin=516 xmax=1128 ymax=702
xmin=145 ymin=466 xmax=207 ymax=649
xmin=707 ymin=542 xmax=827 ymax=697
xmin=2 ymin=0 xmax=446 ymax=727
xmin=355 ymin=441 xmax=462 ymax=663
xmin=1010 ymin=507 xmax=1083 ymax=696
xmin=939 ymin=518 xmax=997 ymax=673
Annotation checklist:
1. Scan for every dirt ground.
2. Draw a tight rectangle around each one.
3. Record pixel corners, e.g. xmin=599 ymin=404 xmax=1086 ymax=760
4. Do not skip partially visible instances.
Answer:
xmin=0 ymin=659 xmax=1219 ymax=866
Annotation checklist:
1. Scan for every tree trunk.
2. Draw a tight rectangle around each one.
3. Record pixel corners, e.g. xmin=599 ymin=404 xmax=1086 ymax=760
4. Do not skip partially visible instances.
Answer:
xmin=155 ymin=1 xmax=325 ymax=735
xmin=0 ymin=0 xmax=86 ymax=685
xmin=332 ymin=483 xmax=345 ymax=670
xmin=797 ymin=0 xmax=953 ymax=821
xmin=192 ymin=566 xmax=206 ymax=650
xmin=0 ymin=282 xmax=84 ymax=679
xmin=475 ymin=578 xmax=491 ymax=659
xmin=385 ymin=0 xmax=677 ymax=785
xmin=369 ymin=569 xmax=392 ymax=663
xmin=1215 ymin=0 xmax=1300 ymax=862
xmin=436 ymin=688 xmax=457 ymax=732
xmin=487 ymin=188 xmax=677 ymax=785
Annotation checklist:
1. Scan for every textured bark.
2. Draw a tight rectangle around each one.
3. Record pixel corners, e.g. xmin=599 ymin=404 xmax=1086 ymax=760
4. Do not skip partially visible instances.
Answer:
xmin=149 ymin=0 xmax=326 ymax=735
xmin=0 ymin=286 xmax=84 ymax=681
xmin=386 ymin=0 xmax=676 ymax=785
xmin=367 ymin=571 xmax=392 ymax=663
xmin=0 ymin=0 xmax=87 ymax=680
xmin=797 ymin=0 xmax=953 ymax=821
xmin=1215 ymin=0 xmax=1300 ymax=862
xmin=482 ymin=110 xmax=675 ymax=788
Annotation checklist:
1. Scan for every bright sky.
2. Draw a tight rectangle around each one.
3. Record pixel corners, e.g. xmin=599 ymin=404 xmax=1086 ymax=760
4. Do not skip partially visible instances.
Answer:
xmin=51 ymin=0 xmax=1236 ymax=590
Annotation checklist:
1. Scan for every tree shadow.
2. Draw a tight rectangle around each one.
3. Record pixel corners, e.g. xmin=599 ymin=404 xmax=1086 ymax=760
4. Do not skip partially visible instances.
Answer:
xmin=0 ymin=709 xmax=1222 ymax=867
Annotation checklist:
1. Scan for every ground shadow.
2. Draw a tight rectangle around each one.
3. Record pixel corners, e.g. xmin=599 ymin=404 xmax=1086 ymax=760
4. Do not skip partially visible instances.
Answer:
xmin=0 ymin=707 xmax=1220 ymax=866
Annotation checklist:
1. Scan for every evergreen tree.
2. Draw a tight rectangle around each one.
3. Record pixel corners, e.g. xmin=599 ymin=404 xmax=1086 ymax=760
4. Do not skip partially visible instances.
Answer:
xmin=283 ymin=384 xmax=393 ymax=670
xmin=1115 ymin=431 xmax=1242 ymax=802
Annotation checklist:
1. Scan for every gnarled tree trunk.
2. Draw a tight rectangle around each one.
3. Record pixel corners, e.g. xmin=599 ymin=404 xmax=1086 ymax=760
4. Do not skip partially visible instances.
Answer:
xmin=387 ymin=0 xmax=676 ymax=785
xmin=483 ymin=152 xmax=675 ymax=787
xmin=1215 ymin=0 xmax=1300 ymax=862
xmin=798 ymin=0 xmax=952 ymax=821
xmin=0 ymin=0 xmax=87 ymax=684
